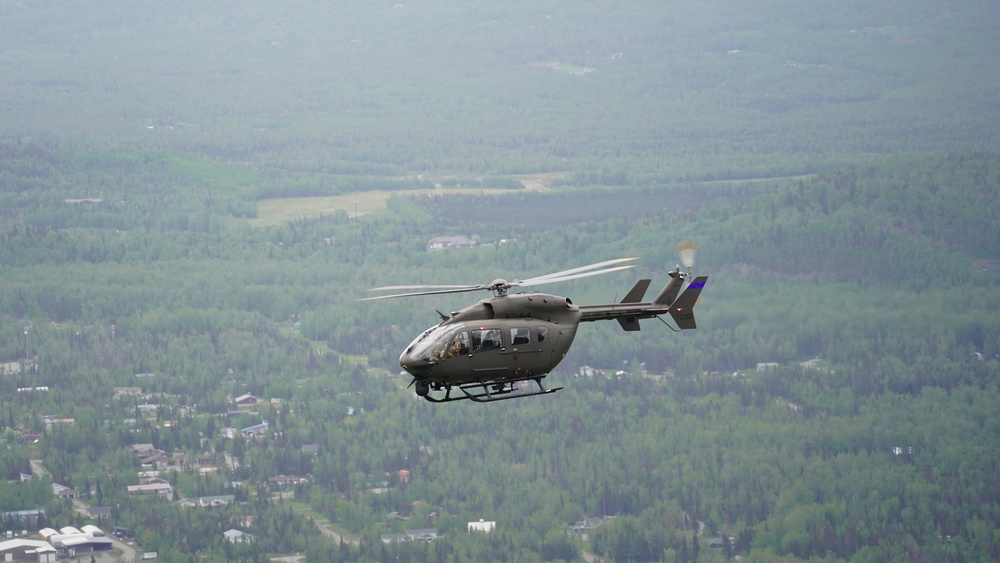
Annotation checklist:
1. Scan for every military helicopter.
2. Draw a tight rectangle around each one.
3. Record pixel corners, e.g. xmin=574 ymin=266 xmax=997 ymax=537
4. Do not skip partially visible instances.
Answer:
xmin=363 ymin=243 xmax=707 ymax=403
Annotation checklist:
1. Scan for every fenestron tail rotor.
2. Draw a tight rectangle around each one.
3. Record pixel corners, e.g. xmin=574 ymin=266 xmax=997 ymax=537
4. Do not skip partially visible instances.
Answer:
xmin=360 ymin=258 xmax=637 ymax=300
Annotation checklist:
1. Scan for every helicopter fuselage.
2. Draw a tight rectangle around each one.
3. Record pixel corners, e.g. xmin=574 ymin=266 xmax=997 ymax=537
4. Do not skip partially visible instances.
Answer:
xmin=399 ymin=292 xmax=580 ymax=389
xmin=367 ymin=253 xmax=708 ymax=403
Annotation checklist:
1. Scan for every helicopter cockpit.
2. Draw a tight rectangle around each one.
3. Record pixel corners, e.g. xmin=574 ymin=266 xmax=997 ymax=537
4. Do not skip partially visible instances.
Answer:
xmin=402 ymin=324 xmax=472 ymax=368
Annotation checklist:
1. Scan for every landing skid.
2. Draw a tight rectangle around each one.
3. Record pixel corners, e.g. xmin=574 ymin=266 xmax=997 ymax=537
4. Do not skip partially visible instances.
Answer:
xmin=418 ymin=375 xmax=562 ymax=403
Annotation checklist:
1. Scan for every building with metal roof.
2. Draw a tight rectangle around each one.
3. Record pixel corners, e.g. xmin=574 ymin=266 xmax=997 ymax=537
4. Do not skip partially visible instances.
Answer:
xmin=0 ymin=538 xmax=57 ymax=562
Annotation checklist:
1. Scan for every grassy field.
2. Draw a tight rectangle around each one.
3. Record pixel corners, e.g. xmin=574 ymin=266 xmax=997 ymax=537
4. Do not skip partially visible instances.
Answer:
xmin=249 ymin=191 xmax=401 ymax=227
xmin=249 ymin=179 xmax=556 ymax=227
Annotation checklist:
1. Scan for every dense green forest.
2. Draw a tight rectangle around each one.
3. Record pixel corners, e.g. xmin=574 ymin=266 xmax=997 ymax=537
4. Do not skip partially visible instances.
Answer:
xmin=2 ymin=1 xmax=1000 ymax=561
xmin=1 ymin=142 xmax=998 ymax=562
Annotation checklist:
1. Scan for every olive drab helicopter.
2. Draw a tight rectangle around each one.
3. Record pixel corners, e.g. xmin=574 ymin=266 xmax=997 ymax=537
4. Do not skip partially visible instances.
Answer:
xmin=362 ymin=243 xmax=707 ymax=403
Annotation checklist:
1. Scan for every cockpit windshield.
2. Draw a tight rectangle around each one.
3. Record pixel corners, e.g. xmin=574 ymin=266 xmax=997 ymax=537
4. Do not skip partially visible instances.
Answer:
xmin=406 ymin=324 xmax=469 ymax=364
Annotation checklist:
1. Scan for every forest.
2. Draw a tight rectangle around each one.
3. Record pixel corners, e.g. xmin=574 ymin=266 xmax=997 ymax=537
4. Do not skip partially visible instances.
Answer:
xmin=2 ymin=1 xmax=1000 ymax=562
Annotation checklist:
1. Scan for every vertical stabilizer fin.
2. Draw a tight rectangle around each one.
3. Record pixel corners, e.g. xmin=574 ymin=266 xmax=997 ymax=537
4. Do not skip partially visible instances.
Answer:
xmin=621 ymin=279 xmax=651 ymax=303
xmin=668 ymin=276 xmax=708 ymax=329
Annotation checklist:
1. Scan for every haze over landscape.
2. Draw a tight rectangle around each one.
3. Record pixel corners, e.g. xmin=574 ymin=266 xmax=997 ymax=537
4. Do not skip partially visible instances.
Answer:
xmin=1 ymin=1 xmax=999 ymax=561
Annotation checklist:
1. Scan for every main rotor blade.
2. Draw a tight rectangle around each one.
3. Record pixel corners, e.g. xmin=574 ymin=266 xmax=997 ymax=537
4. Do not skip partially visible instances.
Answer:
xmin=518 ymin=257 xmax=638 ymax=285
xmin=368 ymin=284 xmax=475 ymax=292
xmin=358 ymin=285 xmax=486 ymax=301
xmin=359 ymin=257 xmax=639 ymax=301
xmin=515 ymin=264 xmax=636 ymax=288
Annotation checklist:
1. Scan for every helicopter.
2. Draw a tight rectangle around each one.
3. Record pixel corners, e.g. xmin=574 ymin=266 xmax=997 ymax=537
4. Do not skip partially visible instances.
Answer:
xmin=362 ymin=243 xmax=708 ymax=403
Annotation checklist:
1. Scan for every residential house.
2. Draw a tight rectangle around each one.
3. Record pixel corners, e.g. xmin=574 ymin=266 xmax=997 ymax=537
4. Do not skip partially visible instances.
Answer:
xmin=87 ymin=506 xmax=112 ymax=519
xmin=268 ymin=475 xmax=308 ymax=488
xmin=16 ymin=425 xmax=39 ymax=444
xmin=139 ymin=451 xmax=171 ymax=469
xmin=52 ymin=483 xmax=76 ymax=499
xmin=171 ymin=450 xmax=189 ymax=467
xmin=241 ymin=421 xmax=268 ymax=437
xmin=114 ymin=387 xmax=143 ymax=397
xmin=126 ymin=483 xmax=173 ymax=496
xmin=223 ymin=529 xmax=252 ymax=543
xmin=468 ymin=519 xmax=495 ymax=533
xmin=406 ymin=529 xmax=438 ymax=541
xmin=198 ymin=495 xmax=235 ymax=507
xmin=572 ymin=516 xmax=611 ymax=534
xmin=426 ymin=236 xmax=477 ymax=251
xmin=234 ymin=393 xmax=258 ymax=406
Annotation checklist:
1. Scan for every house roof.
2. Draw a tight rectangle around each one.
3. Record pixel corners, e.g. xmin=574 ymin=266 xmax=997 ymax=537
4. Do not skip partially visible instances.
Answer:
xmin=406 ymin=528 xmax=438 ymax=540
xmin=2 ymin=509 xmax=43 ymax=517
xmin=241 ymin=421 xmax=269 ymax=433
xmin=48 ymin=533 xmax=114 ymax=548
xmin=468 ymin=520 xmax=496 ymax=532
xmin=81 ymin=525 xmax=104 ymax=536
xmin=427 ymin=236 xmax=477 ymax=250
xmin=199 ymin=495 xmax=235 ymax=504
xmin=126 ymin=483 xmax=172 ymax=494
xmin=223 ymin=529 xmax=252 ymax=541
xmin=0 ymin=538 xmax=57 ymax=554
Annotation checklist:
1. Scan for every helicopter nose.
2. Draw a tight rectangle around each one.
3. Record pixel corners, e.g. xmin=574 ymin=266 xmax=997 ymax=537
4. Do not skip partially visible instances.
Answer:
xmin=399 ymin=352 xmax=433 ymax=378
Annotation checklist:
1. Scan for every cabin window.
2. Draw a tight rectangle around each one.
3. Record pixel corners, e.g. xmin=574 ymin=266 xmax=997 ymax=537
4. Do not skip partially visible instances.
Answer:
xmin=537 ymin=327 xmax=548 ymax=342
xmin=472 ymin=329 xmax=502 ymax=352
xmin=450 ymin=331 xmax=470 ymax=356
xmin=510 ymin=327 xmax=530 ymax=346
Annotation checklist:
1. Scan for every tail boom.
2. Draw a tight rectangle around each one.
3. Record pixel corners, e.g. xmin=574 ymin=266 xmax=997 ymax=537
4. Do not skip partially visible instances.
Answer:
xmin=579 ymin=275 xmax=708 ymax=330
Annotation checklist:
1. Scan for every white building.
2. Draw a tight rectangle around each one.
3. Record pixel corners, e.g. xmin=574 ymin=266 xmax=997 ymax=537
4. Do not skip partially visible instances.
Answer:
xmin=468 ymin=519 xmax=496 ymax=533
xmin=0 ymin=538 xmax=58 ymax=562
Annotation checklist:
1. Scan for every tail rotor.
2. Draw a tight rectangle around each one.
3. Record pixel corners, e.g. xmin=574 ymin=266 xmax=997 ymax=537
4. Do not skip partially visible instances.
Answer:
xmin=676 ymin=241 xmax=697 ymax=280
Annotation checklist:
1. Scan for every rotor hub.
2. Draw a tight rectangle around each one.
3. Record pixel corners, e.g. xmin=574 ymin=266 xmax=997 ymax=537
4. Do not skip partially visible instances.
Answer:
xmin=489 ymin=279 xmax=511 ymax=296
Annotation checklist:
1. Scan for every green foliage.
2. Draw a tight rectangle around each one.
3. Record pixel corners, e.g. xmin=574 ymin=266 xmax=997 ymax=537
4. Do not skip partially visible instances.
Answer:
xmin=0 ymin=142 xmax=999 ymax=559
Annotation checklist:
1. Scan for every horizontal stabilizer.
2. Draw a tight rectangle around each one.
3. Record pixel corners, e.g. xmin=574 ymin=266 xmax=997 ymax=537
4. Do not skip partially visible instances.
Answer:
xmin=617 ymin=317 xmax=641 ymax=331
